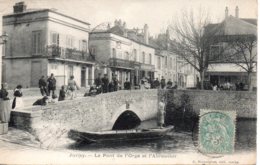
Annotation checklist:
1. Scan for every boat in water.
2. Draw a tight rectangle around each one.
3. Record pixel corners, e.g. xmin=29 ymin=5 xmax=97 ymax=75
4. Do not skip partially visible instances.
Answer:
xmin=68 ymin=125 xmax=174 ymax=143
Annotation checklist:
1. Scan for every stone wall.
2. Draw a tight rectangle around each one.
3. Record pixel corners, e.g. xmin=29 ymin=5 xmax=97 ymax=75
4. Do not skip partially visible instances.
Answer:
xmin=10 ymin=89 xmax=158 ymax=146
xmin=161 ymin=90 xmax=256 ymax=119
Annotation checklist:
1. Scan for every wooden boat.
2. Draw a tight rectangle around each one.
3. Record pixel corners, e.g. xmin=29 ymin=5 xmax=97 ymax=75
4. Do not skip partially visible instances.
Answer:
xmin=68 ymin=125 xmax=174 ymax=143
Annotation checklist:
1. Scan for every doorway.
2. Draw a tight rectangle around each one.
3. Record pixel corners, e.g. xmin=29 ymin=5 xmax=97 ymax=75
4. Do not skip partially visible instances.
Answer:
xmin=81 ymin=67 xmax=86 ymax=87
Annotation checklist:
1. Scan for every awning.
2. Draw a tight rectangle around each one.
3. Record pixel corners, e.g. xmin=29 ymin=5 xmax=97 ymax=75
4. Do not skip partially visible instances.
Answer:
xmin=207 ymin=63 xmax=256 ymax=72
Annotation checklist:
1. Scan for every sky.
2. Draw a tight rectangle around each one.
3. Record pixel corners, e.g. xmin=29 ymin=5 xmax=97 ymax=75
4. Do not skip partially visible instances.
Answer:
xmin=0 ymin=0 xmax=257 ymax=36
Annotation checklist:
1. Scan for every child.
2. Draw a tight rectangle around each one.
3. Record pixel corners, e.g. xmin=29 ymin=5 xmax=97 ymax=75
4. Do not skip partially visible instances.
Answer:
xmin=51 ymin=94 xmax=58 ymax=103
xmin=58 ymin=86 xmax=66 ymax=101
xmin=85 ymin=85 xmax=98 ymax=96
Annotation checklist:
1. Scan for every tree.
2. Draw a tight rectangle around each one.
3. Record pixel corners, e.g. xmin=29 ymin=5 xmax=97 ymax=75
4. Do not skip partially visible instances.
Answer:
xmin=168 ymin=10 xmax=222 ymax=89
xmin=222 ymin=34 xmax=257 ymax=91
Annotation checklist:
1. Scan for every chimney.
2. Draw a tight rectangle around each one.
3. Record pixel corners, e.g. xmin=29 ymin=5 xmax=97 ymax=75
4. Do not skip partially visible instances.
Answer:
xmin=144 ymin=24 xmax=149 ymax=44
xmin=114 ymin=19 xmax=118 ymax=26
xmin=166 ymin=27 xmax=170 ymax=50
xmin=118 ymin=19 xmax=122 ymax=26
xmin=13 ymin=2 xmax=27 ymax=13
xmin=235 ymin=6 xmax=239 ymax=18
xmin=107 ymin=23 xmax=111 ymax=29
xmin=123 ymin=22 xmax=126 ymax=29
xmin=225 ymin=7 xmax=229 ymax=19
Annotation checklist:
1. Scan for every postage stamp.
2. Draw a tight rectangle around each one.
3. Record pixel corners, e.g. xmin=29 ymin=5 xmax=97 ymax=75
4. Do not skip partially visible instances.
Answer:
xmin=198 ymin=109 xmax=236 ymax=155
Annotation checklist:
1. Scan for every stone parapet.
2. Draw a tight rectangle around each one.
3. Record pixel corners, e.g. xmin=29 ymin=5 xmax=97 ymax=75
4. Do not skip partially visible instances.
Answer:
xmin=9 ymin=89 xmax=159 ymax=146
xmin=160 ymin=89 xmax=256 ymax=119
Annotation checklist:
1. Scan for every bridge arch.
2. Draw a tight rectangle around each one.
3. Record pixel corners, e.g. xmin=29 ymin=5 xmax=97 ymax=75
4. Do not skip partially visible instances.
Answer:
xmin=108 ymin=103 xmax=144 ymax=130
xmin=112 ymin=110 xmax=141 ymax=130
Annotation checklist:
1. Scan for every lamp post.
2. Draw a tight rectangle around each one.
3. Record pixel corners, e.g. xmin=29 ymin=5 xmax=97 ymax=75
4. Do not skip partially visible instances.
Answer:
xmin=0 ymin=32 xmax=8 ymax=86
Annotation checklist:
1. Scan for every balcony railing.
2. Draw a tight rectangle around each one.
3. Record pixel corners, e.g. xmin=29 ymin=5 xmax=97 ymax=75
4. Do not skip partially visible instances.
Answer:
xmin=109 ymin=58 xmax=155 ymax=71
xmin=109 ymin=58 xmax=135 ymax=69
xmin=46 ymin=45 xmax=94 ymax=62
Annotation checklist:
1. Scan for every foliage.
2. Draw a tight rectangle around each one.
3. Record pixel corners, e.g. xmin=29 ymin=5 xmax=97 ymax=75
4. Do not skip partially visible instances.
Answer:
xmin=165 ymin=91 xmax=197 ymax=131
xmin=168 ymin=9 xmax=223 ymax=89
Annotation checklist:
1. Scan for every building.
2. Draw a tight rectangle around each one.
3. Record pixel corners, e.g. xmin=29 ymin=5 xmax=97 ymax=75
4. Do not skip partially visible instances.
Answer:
xmin=89 ymin=20 xmax=155 ymax=87
xmin=2 ymin=2 xmax=94 ymax=88
xmin=152 ymin=30 xmax=198 ymax=88
xmin=207 ymin=6 xmax=257 ymax=90
xmin=155 ymin=50 xmax=177 ymax=82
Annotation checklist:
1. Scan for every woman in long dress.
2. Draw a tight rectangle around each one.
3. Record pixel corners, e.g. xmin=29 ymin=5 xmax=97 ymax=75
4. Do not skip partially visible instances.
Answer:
xmin=12 ymin=85 xmax=24 ymax=109
xmin=158 ymin=97 xmax=166 ymax=128
xmin=0 ymin=83 xmax=11 ymax=123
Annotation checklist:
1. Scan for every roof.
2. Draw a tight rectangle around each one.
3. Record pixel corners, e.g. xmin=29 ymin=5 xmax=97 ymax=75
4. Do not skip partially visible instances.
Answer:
xmin=92 ymin=24 xmax=157 ymax=49
xmin=3 ymin=8 xmax=91 ymax=25
xmin=107 ymin=26 xmax=125 ymax=36
xmin=241 ymin=18 xmax=257 ymax=26
xmin=90 ymin=31 xmax=156 ymax=49
xmin=207 ymin=16 xmax=257 ymax=36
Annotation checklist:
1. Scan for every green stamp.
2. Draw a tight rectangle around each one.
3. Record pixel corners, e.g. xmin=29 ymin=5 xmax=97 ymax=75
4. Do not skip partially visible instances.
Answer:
xmin=199 ymin=109 xmax=236 ymax=155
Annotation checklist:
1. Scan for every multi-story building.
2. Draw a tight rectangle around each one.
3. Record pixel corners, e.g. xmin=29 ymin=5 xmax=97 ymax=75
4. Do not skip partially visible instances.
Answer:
xmin=155 ymin=50 xmax=177 ymax=82
xmin=2 ymin=2 xmax=94 ymax=88
xmin=89 ymin=21 xmax=155 ymax=87
xmin=207 ymin=6 xmax=257 ymax=90
xmin=152 ymin=30 xmax=198 ymax=88
xmin=154 ymin=50 xmax=164 ymax=79
xmin=176 ymin=56 xmax=198 ymax=88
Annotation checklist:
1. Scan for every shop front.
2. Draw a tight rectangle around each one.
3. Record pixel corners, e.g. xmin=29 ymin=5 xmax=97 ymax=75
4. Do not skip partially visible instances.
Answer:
xmin=207 ymin=63 xmax=257 ymax=90
xmin=139 ymin=63 xmax=155 ymax=83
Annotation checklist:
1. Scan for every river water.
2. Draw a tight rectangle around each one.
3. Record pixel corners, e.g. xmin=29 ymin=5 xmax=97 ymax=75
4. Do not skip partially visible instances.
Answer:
xmin=67 ymin=118 xmax=256 ymax=154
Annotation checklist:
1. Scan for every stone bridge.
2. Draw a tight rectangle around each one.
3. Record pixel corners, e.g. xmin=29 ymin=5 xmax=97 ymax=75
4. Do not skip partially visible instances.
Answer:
xmin=10 ymin=89 xmax=159 ymax=139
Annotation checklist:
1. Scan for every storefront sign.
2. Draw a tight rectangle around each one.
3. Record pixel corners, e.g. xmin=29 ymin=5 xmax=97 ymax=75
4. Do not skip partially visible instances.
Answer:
xmin=140 ymin=64 xmax=155 ymax=71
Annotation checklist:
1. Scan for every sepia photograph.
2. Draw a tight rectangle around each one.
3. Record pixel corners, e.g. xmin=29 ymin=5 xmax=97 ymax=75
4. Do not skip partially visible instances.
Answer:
xmin=0 ymin=0 xmax=257 ymax=164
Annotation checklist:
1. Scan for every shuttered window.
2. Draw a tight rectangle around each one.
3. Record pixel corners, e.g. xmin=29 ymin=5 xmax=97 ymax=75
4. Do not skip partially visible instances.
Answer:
xmin=32 ymin=31 xmax=42 ymax=55
xmin=51 ymin=32 xmax=59 ymax=45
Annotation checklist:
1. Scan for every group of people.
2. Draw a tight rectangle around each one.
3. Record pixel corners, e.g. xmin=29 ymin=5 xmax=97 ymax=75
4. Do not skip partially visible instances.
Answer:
xmin=212 ymin=81 xmax=245 ymax=91
xmin=90 ymin=74 xmax=178 ymax=95
xmin=0 ymin=73 xmax=176 ymax=111
xmin=0 ymin=83 xmax=24 ymax=123
xmin=140 ymin=76 xmax=178 ymax=90
xmin=88 ymin=73 xmax=131 ymax=96
xmin=93 ymin=73 xmax=122 ymax=94
xmin=0 ymin=81 xmax=167 ymax=130
xmin=35 ymin=74 xmax=80 ymax=106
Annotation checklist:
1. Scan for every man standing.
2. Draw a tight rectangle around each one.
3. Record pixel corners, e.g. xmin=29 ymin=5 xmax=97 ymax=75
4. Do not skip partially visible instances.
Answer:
xmin=101 ymin=74 xmax=109 ymax=93
xmin=161 ymin=76 xmax=166 ymax=89
xmin=112 ymin=74 xmax=119 ymax=91
xmin=95 ymin=73 xmax=103 ymax=94
xmin=166 ymin=79 xmax=173 ymax=89
xmin=39 ymin=76 xmax=48 ymax=96
xmin=47 ymin=73 xmax=56 ymax=97
xmin=124 ymin=78 xmax=131 ymax=90
xmin=153 ymin=78 xmax=160 ymax=89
